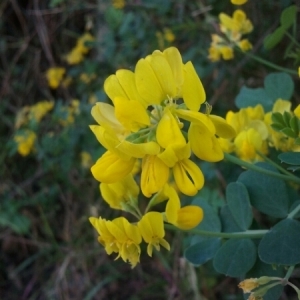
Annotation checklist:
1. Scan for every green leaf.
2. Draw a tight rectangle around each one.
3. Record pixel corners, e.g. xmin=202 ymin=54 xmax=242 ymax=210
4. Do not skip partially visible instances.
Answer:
xmin=0 ymin=213 xmax=30 ymax=234
xmin=289 ymin=116 xmax=299 ymax=135
xmin=271 ymin=123 xmax=284 ymax=131
xmin=281 ymin=127 xmax=298 ymax=138
xmin=278 ymin=152 xmax=300 ymax=165
xmin=295 ymin=137 xmax=300 ymax=145
xmin=283 ymin=111 xmax=292 ymax=125
xmin=213 ymin=239 xmax=256 ymax=277
xmin=238 ymin=162 xmax=289 ymax=218
xmin=271 ymin=112 xmax=285 ymax=126
xmin=264 ymin=72 xmax=294 ymax=101
xmin=280 ymin=5 xmax=297 ymax=29
xmin=258 ymin=219 xmax=300 ymax=265
xmin=235 ymin=86 xmax=273 ymax=111
xmin=226 ymin=182 xmax=252 ymax=231
xmin=192 ymin=197 xmax=221 ymax=232
xmin=184 ymin=238 xmax=221 ymax=266
xmin=263 ymin=26 xmax=286 ymax=50
xmin=220 ymin=205 xmax=243 ymax=232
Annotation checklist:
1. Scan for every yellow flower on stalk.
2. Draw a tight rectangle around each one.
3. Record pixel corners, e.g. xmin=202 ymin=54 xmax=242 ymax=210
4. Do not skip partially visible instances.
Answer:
xmin=208 ymin=10 xmax=253 ymax=61
xmin=90 ymin=216 xmax=142 ymax=268
xmin=238 ymin=278 xmax=259 ymax=293
xmin=46 ymin=67 xmax=66 ymax=89
xmin=164 ymin=184 xmax=203 ymax=230
xmin=220 ymin=10 xmax=253 ymax=34
xmin=138 ymin=212 xmax=170 ymax=257
xmin=14 ymin=130 xmax=36 ymax=156
xmin=100 ymin=174 xmax=139 ymax=210
xmin=91 ymin=47 xmax=234 ymax=197
xmin=221 ymin=105 xmax=268 ymax=162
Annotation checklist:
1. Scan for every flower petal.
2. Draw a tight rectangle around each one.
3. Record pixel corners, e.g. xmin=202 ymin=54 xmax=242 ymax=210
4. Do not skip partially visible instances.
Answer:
xmin=135 ymin=58 xmax=165 ymax=105
xmin=91 ymin=151 xmax=136 ymax=183
xmin=156 ymin=109 xmax=186 ymax=148
xmin=182 ymin=61 xmax=206 ymax=111
xmin=189 ymin=123 xmax=224 ymax=162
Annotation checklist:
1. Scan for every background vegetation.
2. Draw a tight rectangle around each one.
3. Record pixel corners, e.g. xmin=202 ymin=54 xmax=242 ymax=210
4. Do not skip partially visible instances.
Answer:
xmin=1 ymin=0 xmax=299 ymax=299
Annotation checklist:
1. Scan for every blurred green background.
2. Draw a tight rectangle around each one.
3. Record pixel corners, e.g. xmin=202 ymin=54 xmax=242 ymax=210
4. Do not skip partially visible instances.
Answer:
xmin=0 ymin=0 xmax=298 ymax=299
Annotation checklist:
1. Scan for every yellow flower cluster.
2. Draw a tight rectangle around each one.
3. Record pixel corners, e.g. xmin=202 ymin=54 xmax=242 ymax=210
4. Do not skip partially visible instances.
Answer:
xmin=89 ymin=47 xmax=236 ymax=267
xmin=46 ymin=67 xmax=66 ymax=89
xmin=15 ymin=100 xmax=54 ymax=129
xmin=14 ymin=100 xmax=54 ymax=156
xmin=219 ymin=99 xmax=300 ymax=162
xmin=14 ymin=130 xmax=37 ymax=156
xmin=208 ymin=9 xmax=253 ymax=61
xmin=65 ymin=33 xmax=95 ymax=65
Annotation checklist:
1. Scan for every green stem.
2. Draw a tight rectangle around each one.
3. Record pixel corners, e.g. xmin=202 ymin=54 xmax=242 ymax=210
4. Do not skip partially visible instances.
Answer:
xmin=284 ymin=265 xmax=295 ymax=280
xmin=224 ymin=153 xmax=300 ymax=184
xmin=165 ymin=224 xmax=268 ymax=239
xmin=256 ymin=150 xmax=299 ymax=179
xmin=287 ymin=203 xmax=300 ymax=219
xmin=284 ymin=31 xmax=300 ymax=48
xmin=243 ymin=51 xmax=298 ymax=75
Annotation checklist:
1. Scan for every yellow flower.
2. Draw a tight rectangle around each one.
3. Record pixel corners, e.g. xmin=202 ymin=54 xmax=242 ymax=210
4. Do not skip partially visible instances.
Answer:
xmin=29 ymin=101 xmax=54 ymax=122
xmin=220 ymin=46 xmax=234 ymax=60
xmin=238 ymin=278 xmax=259 ymax=293
xmin=100 ymin=174 xmax=139 ymax=210
xmin=231 ymin=0 xmax=248 ymax=4
xmin=138 ymin=212 xmax=170 ymax=257
xmin=141 ymin=155 xmax=169 ymax=197
xmin=90 ymin=47 xmax=235 ymax=197
xmin=91 ymin=150 xmax=136 ymax=183
xmin=65 ymin=48 xmax=84 ymax=65
xmin=77 ymin=33 xmax=94 ymax=54
xmin=65 ymin=33 xmax=94 ymax=65
xmin=238 ymin=39 xmax=252 ymax=51
xmin=298 ymin=66 xmax=300 ymax=77
xmin=14 ymin=130 xmax=36 ymax=156
xmin=163 ymin=28 xmax=175 ymax=42
xmin=46 ymin=67 xmax=66 ymax=89
xmin=234 ymin=128 xmax=268 ymax=162
xmin=164 ymin=184 xmax=203 ymax=230
xmin=220 ymin=10 xmax=253 ymax=34
xmin=208 ymin=46 xmax=221 ymax=62
xmin=80 ymin=151 xmax=93 ymax=169
xmin=90 ymin=216 xmax=142 ymax=268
